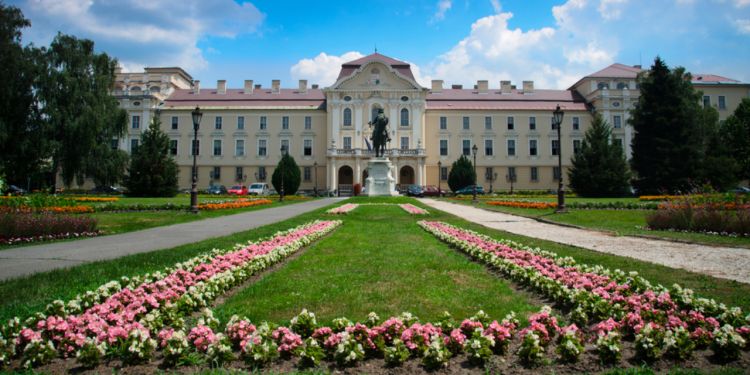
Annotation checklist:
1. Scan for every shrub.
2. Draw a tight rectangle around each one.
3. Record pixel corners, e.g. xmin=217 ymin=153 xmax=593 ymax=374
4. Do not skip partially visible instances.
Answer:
xmin=447 ymin=155 xmax=476 ymax=192
xmin=271 ymin=153 xmax=301 ymax=196
xmin=0 ymin=211 xmax=97 ymax=241
xmin=646 ymin=197 xmax=750 ymax=236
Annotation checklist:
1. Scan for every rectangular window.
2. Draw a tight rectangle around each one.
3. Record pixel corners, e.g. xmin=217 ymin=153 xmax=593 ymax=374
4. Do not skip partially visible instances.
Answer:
xmin=191 ymin=139 xmax=199 ymax=155
xmin=281 ymin=139 xmax=289 ymax=153
xmin=507 ymin=167 xmax=516 ymax=181
xmin=572 ymin=117 xmax=580 ymax=130
xmin=212 ymin=166 xmax=221 ymax=180
xmin=613 ymin=137 xmax=623 ymax=148
xmin=213 ymin=139 xmax=222 ymax=156
xmin=440 ymin=167 xmax=448 ymax=181
xmin=462 ymin=116 xmax=470 ymax=130
xmin=485 ymin=116 xmax=492 ymax=130
xmin=237 ymin=116 xmax=245 ymax=130
xmin=235 ymin=167 xmax=244 ymax=181
xmin=551 ymin=117 xmax=558 ymax=130
xmin=171 ymin=116 xmax=178 ymax=130
xmin=130 ymin=139 xmax=139 ymax=152
xmin=719 ymin=96 xmax=726 ymax=110
xmin=507 ymin=139 xmax=516 ymax=156
xmin=485 ymin=167 xmax=494 ymax=182
xmin=260 ymin=116 xmax=267 ymax=130
xmin=304 ymin=116 xmax=312 ymax=129
xmin=304 ymin=139 xmax=312 ymax=156
xmin=529 ymin=139 xmax=538 ymax=156
xmin=485 ymin=139 xmax=493 ymax=156
xmin=282 ymin=116 xmax=289 ymax=130
xmin=258 ymin=166 xmax=266 ymax=181
xmin=440 ymin=116 xmax=447 ymax=130
xmin=573 ymin=139 xmax=581 ymax=154
xmin=462 ymin=139 xmax=471 ymax=155
xmin=304 ymin=166 xmax=311 ymax=181
xmin=258 ymin=139 xmax=267 ymax=156
xmin=235 ymin=139 xmax=245 ymax=156
xmin=529 ymin=116 xmax=536 ymax=130
xmin=400 ymin=136 xmax=409 ymax=150
xmin=613 ymin=115 xmax=622 ymax=129
xmin=215 ymin=116 xmax=222 ymax=130
xmin=530 ymin=167 xmax=538 ymax=181
xmin=169 ymin=139 xmax=178 ymax=156
xmin=132 ymin=115 xmax=140 ymax=129
xmin=343 ymin=136 xmax=352 ymax=150
xmin=553 ymin=166 xmax=561 ymax=181
xmin=400 ymin=109 xmax=409 ymax=126
xmin=440 ymin=139 xmax=448 ymax=156
xmin=552 ymin=139 xmax=560 ymax=156
xmin=507 ymin=116 xmax=514 ymax=130
xmin=110 ymin=139 xmax=119 ymax=150
xmin=703 ymin=95 xmax=710 ymax=109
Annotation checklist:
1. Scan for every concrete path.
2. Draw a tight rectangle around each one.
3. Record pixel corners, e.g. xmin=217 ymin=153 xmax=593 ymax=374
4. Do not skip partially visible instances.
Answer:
xmin=0 ymin=198 xmax=344 ymax=281
xmin=421 ymin=199 xmax=750 ymax=284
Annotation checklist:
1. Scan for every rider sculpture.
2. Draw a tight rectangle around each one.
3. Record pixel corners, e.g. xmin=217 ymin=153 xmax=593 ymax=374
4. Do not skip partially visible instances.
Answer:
xmin=368 ymin=108 xmax=391 ymax=158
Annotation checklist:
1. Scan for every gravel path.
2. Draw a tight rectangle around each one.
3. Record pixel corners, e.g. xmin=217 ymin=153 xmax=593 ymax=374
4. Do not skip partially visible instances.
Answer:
xmin=421 ymin=199 xmax=750 ymax=284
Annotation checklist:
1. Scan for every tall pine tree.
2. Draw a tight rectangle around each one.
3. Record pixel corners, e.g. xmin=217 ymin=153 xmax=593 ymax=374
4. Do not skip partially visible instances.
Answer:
xmin=124 ymin=116 xmax=179 ymax=197
xmin=722 ymin=98 xmax=750 ymax=182
xmin=568 ymin=114 xmax=631 ymax=197
xmin=447 ymin=155 xmax=476 ymax=192
xmin=271 ymin=153 xmax=301 ymax=196
xmin=630 ymin=57 xmax=704 ymax=194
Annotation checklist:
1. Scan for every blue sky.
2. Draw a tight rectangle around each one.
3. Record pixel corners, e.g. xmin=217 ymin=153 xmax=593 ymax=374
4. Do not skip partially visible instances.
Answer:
xmin=10 ymin=0 xmax=750 ymax=89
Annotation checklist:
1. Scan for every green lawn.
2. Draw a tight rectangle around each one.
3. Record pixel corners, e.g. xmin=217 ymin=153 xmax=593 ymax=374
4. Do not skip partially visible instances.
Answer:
xmin=214 ymin=201 xmax=540 ymax=325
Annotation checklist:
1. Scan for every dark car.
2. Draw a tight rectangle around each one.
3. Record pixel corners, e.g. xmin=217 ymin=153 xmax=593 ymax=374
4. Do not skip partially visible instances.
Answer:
xmin=422 ymin=185 xmax=445 ymax=197
xmin=207 ymin=185 xmax=228 ymax=195
xmin=454 ymin=185 xmax=485 ymax=195
xmin=730 ymin=186 xmax=750 ymax=194
xmin=406 ymin=184 xmax=424 ymax=197
xmin=89 ymin=185 xmax=123 ymax=195
xmin=4 ymin=184 xmax=26 ymax=196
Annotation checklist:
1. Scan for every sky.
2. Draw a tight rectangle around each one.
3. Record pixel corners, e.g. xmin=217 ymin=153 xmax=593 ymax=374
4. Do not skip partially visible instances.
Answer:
xmin=9 ymin=0 xmax=750 ymax=90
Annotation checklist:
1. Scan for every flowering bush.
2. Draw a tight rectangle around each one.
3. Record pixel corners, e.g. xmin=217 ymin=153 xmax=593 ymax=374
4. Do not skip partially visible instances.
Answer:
xmin=290 ymin=309 xmax=317 ymax=338
xmin=399 ymin=203 xmax=428 ymax=215
xmin=712 ymin=324 xmax=747 ymax=361
xmin=298 ymin=337 xmax=325 ymax=367
xmin=326 ymin=203 xmax=359 ymax=214
xmin=383 ymin=339 xmax=410 ymax=366
xmin=517 ymin=330 xmax=545 ymax=366
xmin=421 ymin=335 xmax=452 ymax=370
xmin=634 ymin=322 xmax=664 ymax=361
xmin=556 ymin=325 xmax=584 ymax=363
xmin=0 ymin=211 xmax=98 ymax=244
xmin=464 ymin=329 xmax=494 ymax=365
xmin=75 ymin=337 xmax=106 ymax=367
xmin=595 ymin=330 xmax=622 ymax=364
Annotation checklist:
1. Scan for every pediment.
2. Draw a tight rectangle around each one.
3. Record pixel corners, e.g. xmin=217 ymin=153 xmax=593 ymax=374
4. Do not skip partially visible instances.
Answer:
xmin=331 ymin=62 xmax=422 ymax=91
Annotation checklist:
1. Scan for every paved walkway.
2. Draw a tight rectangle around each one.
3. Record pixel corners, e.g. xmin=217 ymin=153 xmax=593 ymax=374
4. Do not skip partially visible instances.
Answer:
xmin=0 ymin=198 xmax=343 ymax=281
xmin=421 ymin=199 xmax=750 ymax=284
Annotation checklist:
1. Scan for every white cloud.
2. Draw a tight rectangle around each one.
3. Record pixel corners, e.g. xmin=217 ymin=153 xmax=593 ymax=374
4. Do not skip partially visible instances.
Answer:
xmin=735 ymin=19 xmax=750 ymax=34
xmin=431 ymin=0 xmax=452 ymax=22
xmin=290 ymin=51 xmax=365 ymax=87
xmin=735 ymin=0 xmax=750 ymax=7
xmin=564 ymin=42 xmax=615 ymax=65
xmin=490 ymin=0 xmax=502 ymax=13
xmin=18 ymin=0 xmax=264 ymax=72
xmin=598 ymin=0 xmax=629 ymax=20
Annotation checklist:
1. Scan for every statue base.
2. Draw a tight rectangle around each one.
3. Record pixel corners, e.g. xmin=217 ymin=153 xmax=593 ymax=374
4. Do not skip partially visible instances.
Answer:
xmin=365 ymin=157 xmax=399 ymax=196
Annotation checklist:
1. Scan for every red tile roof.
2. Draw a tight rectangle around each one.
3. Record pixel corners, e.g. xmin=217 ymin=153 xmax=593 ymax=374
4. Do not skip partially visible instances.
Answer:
xmin=162 ymin=88 xmax=325 ymax=109
xmin=586 ymin=63 xmax=643 ymax=79
xmin=691 ymin=74 xmax=741 ymax=84
xmin=336 ymin=52 xmax=416 ymax=81
xmin=425 ymin=89 xmax=588 ymax=111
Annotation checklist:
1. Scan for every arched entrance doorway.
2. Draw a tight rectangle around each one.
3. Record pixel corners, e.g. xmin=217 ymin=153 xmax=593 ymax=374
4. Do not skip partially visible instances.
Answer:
xmin=338 ymin=165 xmax=354 ymax=196
xmin=399 ymin=165 xmax=415 ymax=185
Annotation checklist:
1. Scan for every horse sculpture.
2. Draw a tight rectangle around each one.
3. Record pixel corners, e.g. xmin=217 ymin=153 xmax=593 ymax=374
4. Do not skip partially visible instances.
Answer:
xmin=368 ymin=109 xmax=390 ymax=158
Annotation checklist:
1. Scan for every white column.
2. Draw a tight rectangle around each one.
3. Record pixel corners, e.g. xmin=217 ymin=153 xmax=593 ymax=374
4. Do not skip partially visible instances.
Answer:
xmin=354 ymin=105 xmax=363 ymax=149
xmin=412 ymin=105 xmax=422 ymax=149
xmin=330 ymin=159 xmax=337 ymax=190
xmin=331 ymin=104 xmax=340 ymax=148
xmin=416 ymin=159 xmax=423 ymax=185
xmin=355 ymin=161 xmax=361 ymax=185
xmin=389 ymin=104 xmax=398 ymax=150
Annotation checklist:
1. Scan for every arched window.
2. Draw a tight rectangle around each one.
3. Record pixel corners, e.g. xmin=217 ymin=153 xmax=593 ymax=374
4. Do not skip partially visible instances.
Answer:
xmin=616 ymin=82 xmax=629 ymax=90
xmin=400 ymin=108 xmax=409 ymax=126
xmin=597 ymin=82 xmax=610 ymax=90
xmin=343 ymin=108 xmax=352 ymax=126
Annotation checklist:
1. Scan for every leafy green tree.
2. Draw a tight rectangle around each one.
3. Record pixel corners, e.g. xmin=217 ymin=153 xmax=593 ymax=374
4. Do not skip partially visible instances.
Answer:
xmin=124 ymin=116 xmax=178 ymax=197
xmin=0 ymin=4 xmax=46 ymax=187
xmin=36 ymin=33 xmax=127 ymax=191
xmin=722 ymin=98 xmax=750 ymax=182
xmin=629 ymin=57 xmax=704 ymax=194
xmin=272 ymin=153 xmax=301 ymax=196
xmin=84 ymin=142 xmax=130 ymax=188
xmin=697 ymin=106 xmax=738 ymax=190
xmin=447 ymin=155 xmax=476 ymax=192
xmin=568 ymin=114 xmax=631 ymax=197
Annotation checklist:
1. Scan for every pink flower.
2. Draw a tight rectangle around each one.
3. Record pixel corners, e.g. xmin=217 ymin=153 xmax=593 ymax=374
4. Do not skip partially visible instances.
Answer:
xmin=188 ymin=325 xmax=216 ymax=352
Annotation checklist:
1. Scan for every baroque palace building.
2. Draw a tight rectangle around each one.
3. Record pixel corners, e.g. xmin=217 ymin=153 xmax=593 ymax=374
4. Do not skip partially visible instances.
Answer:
xmin=112 ymin=53 xmax=750 ymax=194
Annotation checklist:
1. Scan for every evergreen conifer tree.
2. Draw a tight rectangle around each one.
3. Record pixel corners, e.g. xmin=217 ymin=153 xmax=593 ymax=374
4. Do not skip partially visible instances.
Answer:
xmin=447 ymin=155 xmax=476 ymax=192
xmin=722 ymin=98 xmax=750 ymax=182
xmin=271 ymin=153 xmax=301 ymax=196
xmin=568 ymin=114 xmax=631 ymax=197
xmin=124 ymin=116 xmax=179 ymax=197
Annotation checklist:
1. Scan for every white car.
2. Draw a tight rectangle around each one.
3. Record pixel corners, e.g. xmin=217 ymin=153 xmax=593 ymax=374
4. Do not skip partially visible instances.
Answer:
xmin=248 ymin=183 xmax=270 ymax=196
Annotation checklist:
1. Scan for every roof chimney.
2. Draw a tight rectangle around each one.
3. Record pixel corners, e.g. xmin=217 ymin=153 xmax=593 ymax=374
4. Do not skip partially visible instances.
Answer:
xmin=477 ymin=80 xmax=489 ymax=94
xmin=193 ymin=80 xmax=200 ymax=95
xmin=298 ymin=79 xmax=308 ymax=93
xmin=522 ymin=80 xmax=534 ymax=94
xmin=272 ymin=79 xmax=280 ymax=94
xmin=255 ymin=84 xmax=261 ymax=89
xmin=431 ymin=79 xmax=443 ymax=93
xmin=500 ymin=80 xmax=512 ymax=94
xmin=217 ymin=80 xmax=226 ymax=95
xmin=633 ymin=64 xmax=642 ymax=69
xmin=451 ymin=84 xmax=463 ymax=89
xmin=312 ymin=84 xmax=319 ymax=89
xmin=244 ymin=80 xmax=254 ymax=94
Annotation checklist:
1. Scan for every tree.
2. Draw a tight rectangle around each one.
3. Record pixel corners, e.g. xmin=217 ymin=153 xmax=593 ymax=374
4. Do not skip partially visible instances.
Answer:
xmin=36 ymin=33 xmax=127 ymax=191
xmin=629 ymin=57 xmax=704 ymax=194
xmin=84 ymin=142 xmax=130 ymax=187
xmin=124 ymin=116 xmax=179 ymax=197
xmin=272 ymin=153 xmax=301 ymax=196
xmin=568 ymin=114 xmax=632 ymax=197
xmin=698 ymin=106 xmax=738 ymax=190
xmin=447 ymin=155 xmax=476 ymax=192
xmin=722 ymin=98 xmax=750 ymax=182
xmin=0 ymin=4 xmax=47 ymax=187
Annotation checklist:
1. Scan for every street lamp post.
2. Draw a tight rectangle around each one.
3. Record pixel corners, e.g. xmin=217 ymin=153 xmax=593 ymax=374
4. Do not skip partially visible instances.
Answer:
xmin=279 ymin=146 xmax=287 ymax=202
xmin=472 ymin=144 xmax=478 ymax=203
xmin=553 ymin=104 xmax=566 ymax=213
xmin=313 ymin=161 xmax=318 ymax=196
xmin=437 ymin=160 xmax=442 ymax=197
xmin=190 ymin=106 xmax=203 ymax=214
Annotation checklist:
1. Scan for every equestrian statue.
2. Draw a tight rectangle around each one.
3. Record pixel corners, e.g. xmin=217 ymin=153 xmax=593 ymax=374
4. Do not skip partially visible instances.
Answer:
xmin=368 ymin=108 xmax=391 ymax=158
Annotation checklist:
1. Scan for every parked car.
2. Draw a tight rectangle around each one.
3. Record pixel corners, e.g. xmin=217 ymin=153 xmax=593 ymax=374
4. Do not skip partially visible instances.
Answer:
xmin=406 ymin=184 xmax=424 ymax=197
xmin=454 ymin=185 xmax=485 ymax=195
xmin=422 ymin=185 xmax=445 ymax=197
xmin=89 ymin=185 xmax=123 ymax=195
xmin=227 ymin=185 xmax=248 ymax=195
xmin=730 ymin=186 xmax=750 ymax=194
xmin=248 ymin=183 xmax=270 ymax=196
xmin=4 ymin=184 xmax=26 ymax=196
xmin=207 ymin=185 xmax=228 ymax=195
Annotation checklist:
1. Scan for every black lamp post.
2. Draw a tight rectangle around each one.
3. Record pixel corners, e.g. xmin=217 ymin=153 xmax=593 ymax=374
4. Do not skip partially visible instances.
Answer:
xmin=437 ymin=160 xmax=442 ymax=197
xmin=553 ymin=104 xmax=566 ymax=212
xmin=190 ymin=106 xmax=203 ymax=213
xmin=313 ymin=161 xmax=318 ymax=196
xmin=279 ymin=145 xmax=287 ymax=202
xmin=472 ymin=144 xmax=478 ymax=203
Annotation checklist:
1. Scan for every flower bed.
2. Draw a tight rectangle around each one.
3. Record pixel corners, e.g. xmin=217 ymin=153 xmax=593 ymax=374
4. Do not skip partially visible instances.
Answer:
xmin=487 ymin=200 xmax=557 ymax=209
xmin=639 ymin=195 xmax=682 ymax=201
xmin=648 ymin=199 xmax=750 ymax=236
xmin=418 ymin=220 xmax=750 ymax=364
xmin=399 ymin=204 xmax=428 ymax=215
xmin=326 ymin=204 xmax=359 ymax=215
xmin=197 ymin=198 xmax=273 ymax=211
xmin=0 ymin=211 xmax=98 ymax=245
xmin=70 ymin=197 xmax=120 ymax=203
xmin=0 ymin=220 xmax=341 ymax=369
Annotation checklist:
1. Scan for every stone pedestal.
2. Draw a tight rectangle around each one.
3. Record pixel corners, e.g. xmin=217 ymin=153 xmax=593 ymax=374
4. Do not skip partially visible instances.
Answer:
xmin=365 ymin=157 xmax=398 ymax=196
